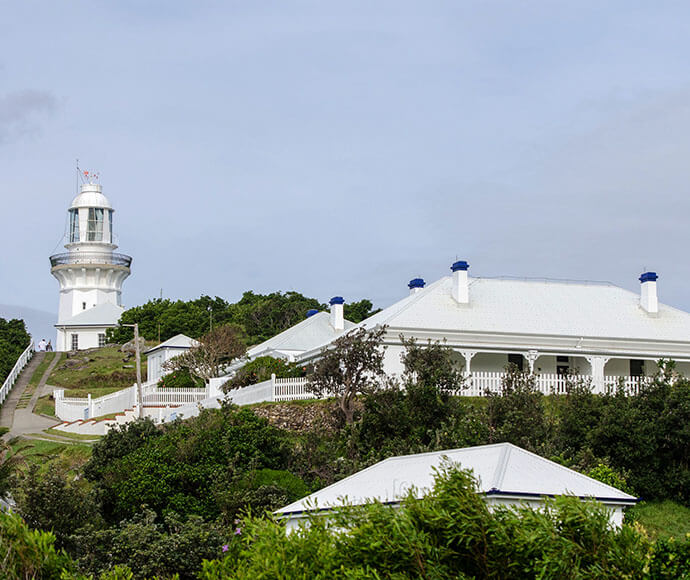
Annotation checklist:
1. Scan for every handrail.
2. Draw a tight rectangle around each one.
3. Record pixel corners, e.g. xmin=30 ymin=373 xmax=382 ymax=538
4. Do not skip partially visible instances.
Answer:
xmin=49 ymin=251 xmax=132 ymax=268
xmin=0 ymin=340 xmax=35 ymax=405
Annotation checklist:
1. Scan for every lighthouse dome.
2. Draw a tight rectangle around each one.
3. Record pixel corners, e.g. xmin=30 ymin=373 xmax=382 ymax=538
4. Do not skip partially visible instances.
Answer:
xmin=70 ymin=183 xmax=113 ymax=210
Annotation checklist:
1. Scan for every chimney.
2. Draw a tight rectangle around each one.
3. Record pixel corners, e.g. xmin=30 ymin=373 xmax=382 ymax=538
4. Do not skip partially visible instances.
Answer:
xmin=639 ymin=272 xmax=658 ymax=314
xmin=408 ymin=278 xmax=425 ymax=295
xmin=451 ymin=260 xmax=469 ymax=304
xmin=306 ymin=309 xmax=319 ymax=318
xmin=329 ymin=296 xmax=345 ymax=330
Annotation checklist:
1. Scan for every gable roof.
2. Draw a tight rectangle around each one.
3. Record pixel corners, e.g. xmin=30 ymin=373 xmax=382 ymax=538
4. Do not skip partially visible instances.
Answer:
xmin=352 ymin=276 xmax=690 ymax=343
xmin=144 ymin=334 xmax=198 ymax=355
xmin=55 ymin=302 xmax=124 ymax=327
xmin=247 ymin=311 xmax=355 ymax=359
xmin=276 ymin=442 xmax=637 ymax=516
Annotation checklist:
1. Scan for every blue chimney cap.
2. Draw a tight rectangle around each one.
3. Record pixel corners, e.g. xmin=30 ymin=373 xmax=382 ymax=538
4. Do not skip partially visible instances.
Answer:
xmin=408 ymin=278 xmax=425 ymax=289
xmin=306 ymin=309 xmax=319 ymax=318
xmin=329 ymin=296 xmax=345 ymax=305
xmin=451 ymin=260 xmax=469 ymax=272
xmin=639 ymin=272 xmax=658 ymax=283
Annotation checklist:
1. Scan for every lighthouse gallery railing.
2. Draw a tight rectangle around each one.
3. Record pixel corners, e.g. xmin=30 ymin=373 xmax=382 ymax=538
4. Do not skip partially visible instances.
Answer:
xmin=49 ymin=252 xmax=132 ymax=268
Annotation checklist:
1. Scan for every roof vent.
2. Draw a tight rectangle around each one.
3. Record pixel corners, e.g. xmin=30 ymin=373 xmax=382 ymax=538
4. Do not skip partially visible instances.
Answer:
xmin=408 ymin=278 xmax=425 ymax=295
xmin=639 ymin=271 xmax=658 ymax=314
xmin=451 ymin=260 xmax=469 ymax=303
xmin=329 ymin=296 xmax=345 ymax=330
xmin=306 ymin=309 xmax=319 ymax=318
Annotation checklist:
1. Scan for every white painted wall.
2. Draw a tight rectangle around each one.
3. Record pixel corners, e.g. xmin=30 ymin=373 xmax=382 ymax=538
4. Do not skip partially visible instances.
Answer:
xmin=56 ymin=327 xmax=108 ymax=351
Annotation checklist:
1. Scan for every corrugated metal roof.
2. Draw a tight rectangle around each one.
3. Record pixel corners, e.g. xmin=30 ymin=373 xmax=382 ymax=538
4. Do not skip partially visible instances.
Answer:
xmin=144 ymin=333 xmax=198 ymax=354
xmin=247 ymin=312 xmax=355 ymax=358
xmin=56 ymin=302 xmax=123 ymax=327
xmin=276 ymin=442 xmax=636 ymax=515
xmin=358 ymin=276 xmax=690 ymax=342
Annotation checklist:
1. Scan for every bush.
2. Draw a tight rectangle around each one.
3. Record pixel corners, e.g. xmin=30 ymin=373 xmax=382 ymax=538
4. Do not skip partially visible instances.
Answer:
xmin=224 ymin=356 xmax=306 ymax=391
xmin=0 ymin=508 xmax=76 ymax=578
xmin=87 ymin=404 xmax=290 ymax=522
xmin=157 ymin=368 xmax=204 ymax=389
xmin=70 ymin=509 xmax=227 ymax=580
xmin=14 ymin=465 xmax=101 ymax=550
xmin=487 ymin=365 xmax=552 ymax=453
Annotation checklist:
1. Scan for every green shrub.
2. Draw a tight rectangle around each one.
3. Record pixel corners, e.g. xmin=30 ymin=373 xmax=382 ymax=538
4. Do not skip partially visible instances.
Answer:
xmin=87 ymin=404 xmax=290 ymax=522
xmin=157 ymin=368 xmax=204 ymax=389
xmin=0 ymin=508 xmax=75 ymax=578
xmin=224 ymin=356 xmax=306 ymax=391
xmin=13 ymin=464 xmax=101 ymax=551
xmin=70 ymin=510 xmax=225 ymax=580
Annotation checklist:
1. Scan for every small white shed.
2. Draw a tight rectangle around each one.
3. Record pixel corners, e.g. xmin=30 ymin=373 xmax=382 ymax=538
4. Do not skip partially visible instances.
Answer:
xmin=276 ymin=442 xmax=637 ymax=531
xmin=145 ymin=334 xmax=198 ymax=383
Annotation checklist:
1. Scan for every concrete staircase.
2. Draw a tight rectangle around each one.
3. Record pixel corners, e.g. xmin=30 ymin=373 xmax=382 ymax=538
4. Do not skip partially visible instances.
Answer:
xmin=52 ymin=407 xmax=138 ymax=435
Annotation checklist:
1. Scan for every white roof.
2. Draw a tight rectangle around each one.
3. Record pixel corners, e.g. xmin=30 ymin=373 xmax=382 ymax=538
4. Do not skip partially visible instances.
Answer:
xmin=56 ymin=302 xmax=123 ymax=327
xmin=357 ymin=276 xmax=690 ymax=343
xmin=277 ymin=442 xmax=637 ymax=516
xmin=247 ymin=311 xmax=355 ymax=359
xmin=71 ymin=184 xmax=112 ymax=210
xmin=145 ymin=333 xmax=197 ymax=354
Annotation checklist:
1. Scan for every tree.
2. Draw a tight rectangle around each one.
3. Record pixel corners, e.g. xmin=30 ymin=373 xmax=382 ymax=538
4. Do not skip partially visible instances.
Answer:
xmin=164 ymin=324 xmax=247 ymax=384
xmin=307 ymin=326 xmax=387 ymax=424
xmin=343 ymin=299 xmax=381 ymax=324
xmin=400 ymin=336 xmax=464 ymax=392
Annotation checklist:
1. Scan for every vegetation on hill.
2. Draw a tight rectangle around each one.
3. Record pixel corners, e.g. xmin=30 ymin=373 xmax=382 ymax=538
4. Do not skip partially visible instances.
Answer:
xmin=106 ymin=292 xmax=380 ymax=345
xmin=3 ymin=332 xmax=690 ymax=577
xmin=0 ymin=317 xmax=31 ymax=385
xmin=48 ymin=346 xmax=148 ymax=398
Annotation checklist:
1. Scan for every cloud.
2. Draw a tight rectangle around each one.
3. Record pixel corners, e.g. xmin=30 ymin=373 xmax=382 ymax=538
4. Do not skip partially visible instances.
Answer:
xmin=0 ymin=90 xmax=57 ymax=144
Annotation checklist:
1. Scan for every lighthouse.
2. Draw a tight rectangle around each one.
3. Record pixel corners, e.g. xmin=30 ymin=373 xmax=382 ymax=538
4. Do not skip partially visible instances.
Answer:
xmin=50 ymin=176 xmax=132 ymax=351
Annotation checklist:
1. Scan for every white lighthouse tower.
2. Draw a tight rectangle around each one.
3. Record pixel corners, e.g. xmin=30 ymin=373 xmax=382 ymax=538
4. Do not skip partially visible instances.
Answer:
xmin=50 ymin=175 xmax=132 ymax=351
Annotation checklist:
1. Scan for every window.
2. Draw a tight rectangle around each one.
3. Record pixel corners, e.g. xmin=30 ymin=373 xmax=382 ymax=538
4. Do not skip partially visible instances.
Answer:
xmin=69 ymin=209 xmax=80 ymax=242
xmin=108 ymin=210 xmax=113 ymax=243
xmin=87 ymin=208 xmax=104 ymax=241
xmin=630 ymin=359 xmax=645 ymax=377
xmin=508 ymin=354 xmax=524 ymax=371
xmin=98 ymin=333 xmax=106 ymax=348
xmin=71 ymin=334 xmax=79 ymax=351
xmin=556 ymin=355 xmax=569 ymax=375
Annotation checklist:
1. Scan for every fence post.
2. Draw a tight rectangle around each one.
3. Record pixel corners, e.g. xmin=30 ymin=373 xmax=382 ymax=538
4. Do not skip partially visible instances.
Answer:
xmin=271 ymin=373 xmax=276 ymax=401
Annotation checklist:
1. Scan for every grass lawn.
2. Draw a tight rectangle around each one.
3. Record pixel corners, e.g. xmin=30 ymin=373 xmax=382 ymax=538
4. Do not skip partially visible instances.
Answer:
xmin=44 ymin=428 xmax=102 ymax=441
xmin=627 ymin=500 xmax=690 ymax=540
xmin=48 ymin=345 xmax=148 ymax=398
xmin=33 ymin=394 xmax=56 ymax=417
xmin=8 ymin=437 xmax=92 ymax=474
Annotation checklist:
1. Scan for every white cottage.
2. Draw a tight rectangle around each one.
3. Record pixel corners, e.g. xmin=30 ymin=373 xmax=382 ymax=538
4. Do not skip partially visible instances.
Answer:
xmin=276 ymin=442 xmax=638 ymax=531
xmin=293 ymin=261 xmax=690 ymax=393
xmin=145 ymin=334 xmax=198 ymax=383
xmin=222 ymin=299 xmax=356 ymax=375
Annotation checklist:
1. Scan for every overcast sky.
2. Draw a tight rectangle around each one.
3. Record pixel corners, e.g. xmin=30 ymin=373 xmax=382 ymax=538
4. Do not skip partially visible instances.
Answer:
xmin=2 ymin=1 xmax=690 ymax=323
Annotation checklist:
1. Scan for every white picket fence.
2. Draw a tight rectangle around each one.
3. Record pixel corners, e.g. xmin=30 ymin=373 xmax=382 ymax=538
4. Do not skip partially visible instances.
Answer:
xmin=52 ymin=370 xmax=657 ymax=424
xmin=222 ymin=372 xmax=653 ymax=408
xmin=0 ymin=340 xmax=34 ymax=406
xmin=54 ymin=380 xmax=208 ymax=422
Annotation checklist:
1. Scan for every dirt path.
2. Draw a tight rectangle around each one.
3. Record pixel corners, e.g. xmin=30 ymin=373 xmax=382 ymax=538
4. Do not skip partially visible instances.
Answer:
xmin=0 ymin=352 xmax=62 ymax=441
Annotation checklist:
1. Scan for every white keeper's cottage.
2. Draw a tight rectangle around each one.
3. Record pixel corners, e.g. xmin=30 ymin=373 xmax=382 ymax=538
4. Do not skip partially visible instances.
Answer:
xmin=234 ymin=260 xmax=690 ymax=394
xmin=50 ymin=177 xmax=132 ymax=351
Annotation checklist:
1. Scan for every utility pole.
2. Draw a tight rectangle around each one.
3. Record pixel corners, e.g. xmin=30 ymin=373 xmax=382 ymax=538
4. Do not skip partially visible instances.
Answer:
xmin=123 ymin=323 xmax=143 ymax=419
xmin=208 ymin=305 xmax=213 ymax=333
